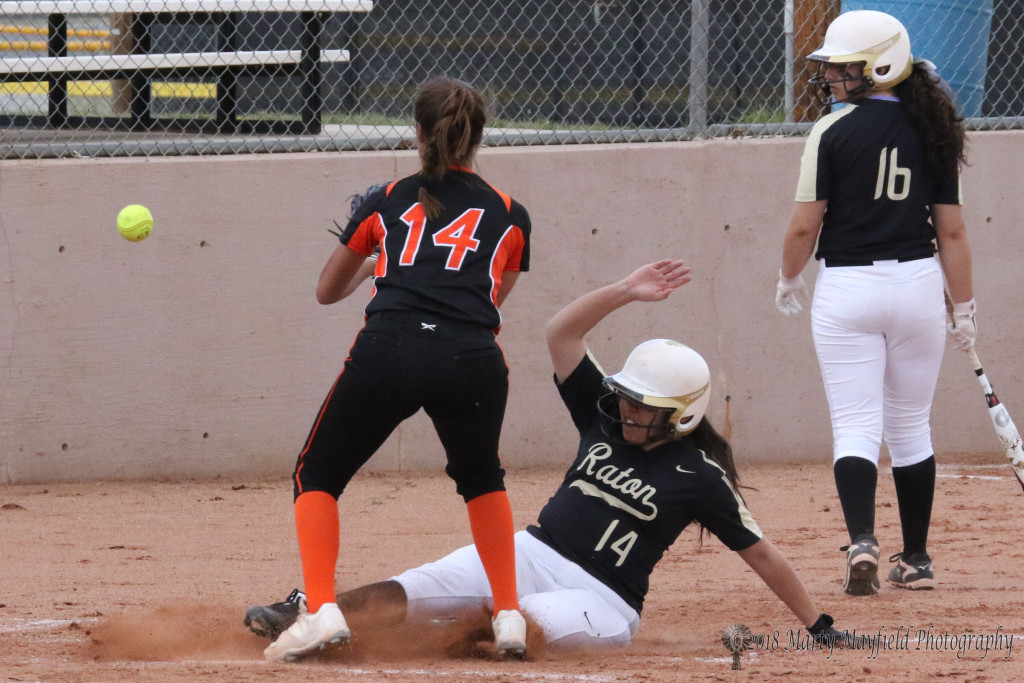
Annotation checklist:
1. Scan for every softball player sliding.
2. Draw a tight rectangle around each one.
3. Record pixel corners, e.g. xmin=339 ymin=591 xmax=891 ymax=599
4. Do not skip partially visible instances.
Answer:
xmin=775 ymin=11 xmax=977 ymax=596
xmin=249 ymin=261 xmax=847 ymax=650
xmin=264 ymin=77 xmax=532 ymax=661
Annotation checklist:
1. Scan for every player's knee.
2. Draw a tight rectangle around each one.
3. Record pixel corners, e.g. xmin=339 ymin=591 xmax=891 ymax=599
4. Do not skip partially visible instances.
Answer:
xmin=546 ymin=629 xmax=632 ymax=650
xmin=520 ymin=590 xmax=634 ymax=649
xmin=831 ymin=450 xmax=879 ymax=467
xmin=832 ymin=437 xmax=881 ymax=465
xmin=450 ymin=466 xmax=506 ymax=502
xmin=885 ymin=429 xmax=933 ymax=465
xmin=890 ymin=449 xmax=934 ymax=469
xmin=291 ymin=469 xmax=347 ymax=500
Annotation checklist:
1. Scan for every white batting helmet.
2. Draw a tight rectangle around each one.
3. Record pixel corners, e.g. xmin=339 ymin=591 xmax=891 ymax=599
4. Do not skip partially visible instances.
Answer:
xmin=602 ymin=339 xmax=711 ymax=440
xmin=808 ymin=10 xmax=913 ymax=92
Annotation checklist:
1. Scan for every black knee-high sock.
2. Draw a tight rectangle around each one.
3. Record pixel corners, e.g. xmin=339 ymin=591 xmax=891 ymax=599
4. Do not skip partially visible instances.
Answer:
xmin=892 ymin=455 xmax=935 ymax=558
xmin=834 ymin=456 xmax=878 ymax=543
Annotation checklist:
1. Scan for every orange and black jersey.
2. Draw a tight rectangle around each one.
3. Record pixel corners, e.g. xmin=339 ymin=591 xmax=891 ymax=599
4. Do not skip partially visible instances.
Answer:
xmin=340 ymin=168 xmax=531 ymax=332
xmin=796 ymin=98 xmax=961 ymax=264
xmin=528 ymin=353 xmax=763 ymax=614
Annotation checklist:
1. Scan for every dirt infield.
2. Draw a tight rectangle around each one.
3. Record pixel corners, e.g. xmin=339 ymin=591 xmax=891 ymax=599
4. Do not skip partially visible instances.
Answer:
xmin=2 ymin=459 xmax=1023 ymax=682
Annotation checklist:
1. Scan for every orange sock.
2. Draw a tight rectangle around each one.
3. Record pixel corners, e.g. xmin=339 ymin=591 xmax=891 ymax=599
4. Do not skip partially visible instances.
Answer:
xmin=294 ymin=490 xmax=340 ymax=613
xmin=466 ymin=490 xmax=520 ymax=613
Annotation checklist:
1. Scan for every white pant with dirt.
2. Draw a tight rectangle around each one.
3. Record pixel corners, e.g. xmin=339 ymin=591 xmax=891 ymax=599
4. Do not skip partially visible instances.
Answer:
xmin=393 ymin=530 xmax=640 ymax=648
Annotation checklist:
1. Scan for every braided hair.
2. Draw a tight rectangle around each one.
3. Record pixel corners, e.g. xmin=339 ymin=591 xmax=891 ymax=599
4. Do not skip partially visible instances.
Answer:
xmin=413 ymin=76 xmax=487 ymax=219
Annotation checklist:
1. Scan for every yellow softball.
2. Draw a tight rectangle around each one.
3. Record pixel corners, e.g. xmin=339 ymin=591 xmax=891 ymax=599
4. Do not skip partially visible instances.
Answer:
xmin=117 ymin=204 xmax=153 ymax=242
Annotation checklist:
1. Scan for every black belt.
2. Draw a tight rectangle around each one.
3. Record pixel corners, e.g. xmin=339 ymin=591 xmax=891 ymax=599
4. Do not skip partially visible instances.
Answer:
xmin=823 ymin=254 xmax=934 ymax=268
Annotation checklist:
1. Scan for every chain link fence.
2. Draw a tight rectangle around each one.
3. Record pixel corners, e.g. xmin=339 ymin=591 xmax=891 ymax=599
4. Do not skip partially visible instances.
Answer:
xmin=1 ymin=0 xmax=1021 ymax=159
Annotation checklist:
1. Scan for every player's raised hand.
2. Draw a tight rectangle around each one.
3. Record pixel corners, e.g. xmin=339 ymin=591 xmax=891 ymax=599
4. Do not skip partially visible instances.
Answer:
xmin=624 ymin=259 xmax=692 ymax=302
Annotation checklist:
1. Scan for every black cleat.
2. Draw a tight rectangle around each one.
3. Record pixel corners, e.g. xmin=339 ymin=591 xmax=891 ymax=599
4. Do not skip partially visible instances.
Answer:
xmin=245 ymin=588 xmax=305 ymax=638
xmin=841 ymin=534 xmax=880 ymax=596
xmin=888 ymin=552 xmax=935 ymax=590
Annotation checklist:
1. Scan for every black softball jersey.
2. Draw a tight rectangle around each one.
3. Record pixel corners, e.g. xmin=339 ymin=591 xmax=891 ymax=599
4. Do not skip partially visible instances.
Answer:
xmin=527 ymin=354 xmax=763 ymax=614
xmin=340 ymin=167 xmax=531 ymax=332
xmin=795 ymin=98 xmax=961 ymax=265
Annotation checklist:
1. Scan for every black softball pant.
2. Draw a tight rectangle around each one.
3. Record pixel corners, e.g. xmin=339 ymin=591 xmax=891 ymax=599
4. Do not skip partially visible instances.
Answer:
xmin=293 ymin=311 xmax=510 ymax=502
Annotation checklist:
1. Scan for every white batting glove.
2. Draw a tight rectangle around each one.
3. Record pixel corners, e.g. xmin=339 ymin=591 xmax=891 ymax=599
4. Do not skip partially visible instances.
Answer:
xmin=775 ymin=269 xmax=808 ymax=316
xmin=947 ymin=298 xmax=978 ymax=351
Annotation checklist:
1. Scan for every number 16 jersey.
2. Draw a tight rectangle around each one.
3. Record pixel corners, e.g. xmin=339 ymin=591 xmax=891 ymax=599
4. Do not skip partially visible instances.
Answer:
xmin=795 ymin=98 xmax=960 ymax=264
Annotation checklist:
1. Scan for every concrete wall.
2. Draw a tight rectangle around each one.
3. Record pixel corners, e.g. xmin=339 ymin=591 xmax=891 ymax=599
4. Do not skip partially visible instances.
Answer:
xmin=2 ymin=133 xmax=1022 ymax=484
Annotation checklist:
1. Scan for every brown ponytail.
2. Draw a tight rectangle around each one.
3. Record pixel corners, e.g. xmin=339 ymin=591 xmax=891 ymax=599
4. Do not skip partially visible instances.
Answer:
xmin=413 ymin=76 xmax=487 ymax=219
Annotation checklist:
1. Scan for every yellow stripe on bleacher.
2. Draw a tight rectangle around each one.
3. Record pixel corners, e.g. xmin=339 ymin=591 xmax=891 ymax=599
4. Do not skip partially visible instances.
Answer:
xmin=0 ymin=39 xmax=111 ymax=51
xmin=1 ymin=25 xmax=111 ymax=39
xmin=0 ymin=81 xmax=217 ymax=98
xmin=151 ymin=82 xmax=215 ymax=98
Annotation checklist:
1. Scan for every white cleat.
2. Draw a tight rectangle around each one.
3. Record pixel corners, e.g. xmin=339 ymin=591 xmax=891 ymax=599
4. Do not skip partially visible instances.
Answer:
xmin=492 ymin=609 xmax=527 ymax=660
xmin=263 ymin=602 xmax=350 ymax=662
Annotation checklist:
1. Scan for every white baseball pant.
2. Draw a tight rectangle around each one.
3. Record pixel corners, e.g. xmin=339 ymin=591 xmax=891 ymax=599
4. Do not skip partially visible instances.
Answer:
xmin=393 ymin=530 xmax=640 ymax=648
xmin=811 ymin=257 xmax=946 ymax=467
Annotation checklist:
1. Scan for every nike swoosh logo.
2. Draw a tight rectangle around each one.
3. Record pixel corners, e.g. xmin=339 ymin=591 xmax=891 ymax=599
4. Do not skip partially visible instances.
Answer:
xmin=676 ymin=466 xmax=695 ymax=474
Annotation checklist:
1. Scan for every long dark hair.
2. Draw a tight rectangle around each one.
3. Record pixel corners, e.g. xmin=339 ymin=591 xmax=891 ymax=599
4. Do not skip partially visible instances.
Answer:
xmin=689 ymin=416 xmax=751 ymax=545
xmin=894 ymin=63 xmax=967 ymax=184
xmin=690 ymin=417 xmax=741 ymax=494
xmin=413 ymin=76 xmax=487 ymax=219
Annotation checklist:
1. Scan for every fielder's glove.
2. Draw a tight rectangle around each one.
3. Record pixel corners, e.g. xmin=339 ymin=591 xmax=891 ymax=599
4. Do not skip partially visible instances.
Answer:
xmin=947 ymin=298 xmax=978 ymax=352
xmin=326 ymin=220 xmax=381 ymax=264
xmin=328 ymin=219 xmax=345 ymax=240
xmin=328 ymin=181 xmax=390 ymax=241
xmin=349 ymin=181 xmax=389 ymax=219
xmin=775 ymin=269 xmax=808 ymax=316
xmin=806 ymin=613 xmax=847 ymax=648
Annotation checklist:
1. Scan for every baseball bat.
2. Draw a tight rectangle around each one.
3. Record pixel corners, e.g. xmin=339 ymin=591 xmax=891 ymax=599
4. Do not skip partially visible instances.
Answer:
xmin=963 ymin=349 xmax=1024 ymax=493
xmin=945 ymin=291 xmax=1024 ymax=493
